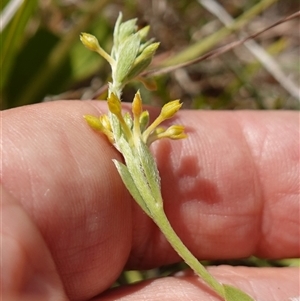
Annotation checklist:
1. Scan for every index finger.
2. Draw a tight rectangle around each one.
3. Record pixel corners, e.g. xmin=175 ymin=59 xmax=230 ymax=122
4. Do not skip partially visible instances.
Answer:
xmin=1 ymin=101 xmax=299 ymax=300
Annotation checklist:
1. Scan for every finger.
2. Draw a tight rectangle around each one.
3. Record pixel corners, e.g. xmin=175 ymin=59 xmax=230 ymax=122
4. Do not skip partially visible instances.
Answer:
xmin=127 ymin=109 xmax=299 ymax=269
xmin=2 ymin=102 xmax=299 ymax=299
xmin=2 ymin=101 xmax=133 ymax=300
xmin=1 ymin=186 xmax=67 ymax=301
xmin=96 ymin=266 xmax=299 ymax=301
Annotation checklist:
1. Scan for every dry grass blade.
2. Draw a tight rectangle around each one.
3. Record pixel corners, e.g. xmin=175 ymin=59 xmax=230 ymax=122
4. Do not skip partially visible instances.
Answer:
xmin=198 ymin=0 xmax=300 ymax=101
xmin=144 ymin=10 xmax=300 ymax=83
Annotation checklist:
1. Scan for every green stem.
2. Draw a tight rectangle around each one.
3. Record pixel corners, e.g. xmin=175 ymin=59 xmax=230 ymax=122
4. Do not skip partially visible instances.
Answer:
xmin=151 ymin=207 xmax=225 ymax=299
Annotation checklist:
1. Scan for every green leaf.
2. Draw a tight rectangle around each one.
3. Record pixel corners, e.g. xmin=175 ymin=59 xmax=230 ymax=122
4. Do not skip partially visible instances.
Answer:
xmin=116 ymin=136 xmax=158 ymax=210
xmin=115 ymin=33 xmax=140 ymax=83
xmin=0 ymin=0 xmax=38 ymax=93
xmin=118 ymin=18 xmax=137 ymax=45
xmin=112 ymin=159 xmax=151 ymax=216
xmin=136 ymin=139 xmax=163 ymax=206
xmin=126 ymin=42 xmax=160 ymax=81
xmin=112 ymin=12 xmax=123 ymax=53
xmin=110 ymin=112 xmax=122 ymax=142
xmin=223 ymin=284 xmax=255 ymax=301
xmin=126 ymin=57 xmax=152 ymax=82
xmin=112 ymin=14 xmax=137 ymax=59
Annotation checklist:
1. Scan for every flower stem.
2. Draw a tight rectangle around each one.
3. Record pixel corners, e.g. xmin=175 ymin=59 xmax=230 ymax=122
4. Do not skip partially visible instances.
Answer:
xmin=151 ymin=207 xmax=225 ymax=299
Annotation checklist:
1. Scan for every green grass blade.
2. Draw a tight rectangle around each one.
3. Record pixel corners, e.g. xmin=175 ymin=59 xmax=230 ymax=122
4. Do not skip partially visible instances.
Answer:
xmin=0 ymin=0 xmax=38 ymax=91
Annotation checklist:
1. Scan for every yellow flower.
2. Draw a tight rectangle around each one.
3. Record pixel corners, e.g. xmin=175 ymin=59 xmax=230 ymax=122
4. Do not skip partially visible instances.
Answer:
xmin=85 ymin=92 xmax=186 ymax=148
xmin=84 ymin=114 xmax=114 ymax=144
xmin=142 ymin=99 xmax=184 ymax=144
xmin=160 ymin=100 xmax=182 ymax=120
xmin=132 ymin=90 xmax=143 ymax=118
xmin=107 ymin=93 xmax=133 ymax=143
xmin=80 ymin=33 xmax=115 ymax=66
xmin=107 ymin=93 xmax=122 ymax=119
xmin=80 ymin=33 xmax=101 ymax=52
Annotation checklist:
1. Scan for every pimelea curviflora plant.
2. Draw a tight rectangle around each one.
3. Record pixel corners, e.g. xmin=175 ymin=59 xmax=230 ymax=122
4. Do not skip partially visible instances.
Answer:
xmin=80 ymin=13 xmax=255 ymax=301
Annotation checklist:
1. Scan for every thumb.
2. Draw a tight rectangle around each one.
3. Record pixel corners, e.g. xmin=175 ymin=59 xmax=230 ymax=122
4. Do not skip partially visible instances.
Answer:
xmin=1 ymin=186 xmax=67 ymax=301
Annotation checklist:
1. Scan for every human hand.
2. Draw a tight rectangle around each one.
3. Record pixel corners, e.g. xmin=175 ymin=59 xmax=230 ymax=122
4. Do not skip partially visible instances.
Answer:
xmin=1 ymin=101 xmax=299 ymax=301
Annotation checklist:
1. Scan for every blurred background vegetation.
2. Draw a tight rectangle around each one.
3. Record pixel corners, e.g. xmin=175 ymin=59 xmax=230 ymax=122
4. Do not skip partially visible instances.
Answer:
xmin=1 ymin=0 xmax=299 ymax=110
xmin=1 ymin=0 xmax=299 ymax=287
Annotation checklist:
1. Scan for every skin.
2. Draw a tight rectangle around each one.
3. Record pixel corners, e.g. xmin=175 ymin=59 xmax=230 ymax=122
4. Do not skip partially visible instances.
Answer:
xmin=1 ymin=100 xmax=299 ymax=301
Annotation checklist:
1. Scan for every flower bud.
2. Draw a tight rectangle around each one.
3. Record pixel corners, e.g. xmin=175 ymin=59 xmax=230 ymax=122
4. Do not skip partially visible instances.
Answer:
xmin=160 ymin=100 xmax=182 ymax=120
xmin=80 ymin=33 xmax=101 ymax=52
xmin=139 ymin=110 xmax=149 ymax=132
xmin=99 ymin=115 xmax=112 ymax=131
xmin=127 ymin=42 xmax=160 ymax=81
xmin=80 ymin=32 xmax=115 ymax=66
xmin=137 ymin=25 xmax=150 ymax=41
xmin=84 ymin=114 xmax=114 ymax=143
xmin=164 ymin=125 xmax=187 ymax=140
xmin=132 ymin=91 xmax=142 ymax=118
xmin=84 ymin=115 xmax=104 ymax=131
xmin=107 ymin=93 xmax=122 ymax=118
xmin=140 ymin=42 xmax=160 ymax=60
